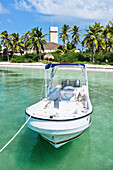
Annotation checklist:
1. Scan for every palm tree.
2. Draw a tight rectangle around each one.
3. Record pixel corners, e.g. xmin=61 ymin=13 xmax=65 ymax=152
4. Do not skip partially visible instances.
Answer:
xmin=102 ymin=24 xmax=111 ymax=53
xmin=107 ymin=21 xmax=113 ymax=50
xmin=107 ymin=39 xmax=113 ymax=52
xmin=0 ymin=44 xmax=2 ymax=52
xmin=101 ymin=21 xmax=113 ymax=52
xmin=82 ymin=22 xmax=103 ymax=62
xmin=59 ymin=24 xmax=71 ymax=46
xmin=71 ymin=26 xmax=81 ymax=47
xmin=9 ymin=33 xmax=22 ymax=57
xmin=0 ymin=30 xmax=11 ymax=61
xmin=0 ymin=44 xmax=2 ymax=60
xmin=20 ymin=31 xmax=30 ymax=54
xmin=108 ymin=21 xmax=113 ymax=37
xmin=29 ymin=27 xmax=47 ymax=60
xmin=57 ymin=42 xmax=76 ymax=54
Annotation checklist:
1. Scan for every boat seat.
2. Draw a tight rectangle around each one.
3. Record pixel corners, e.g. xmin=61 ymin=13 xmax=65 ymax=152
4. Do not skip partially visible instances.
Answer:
xmin=60 ymin=86 xmax=75 ymax=100
xmin=61 ymin=79 xmax=80 ymax=89
xmin=75 ymin=79 xmax=80 ymax=87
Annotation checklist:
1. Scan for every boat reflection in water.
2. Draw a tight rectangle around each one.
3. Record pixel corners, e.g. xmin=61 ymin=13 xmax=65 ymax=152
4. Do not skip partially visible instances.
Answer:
xmin=26 ymin=63 xmax=93 ymax=148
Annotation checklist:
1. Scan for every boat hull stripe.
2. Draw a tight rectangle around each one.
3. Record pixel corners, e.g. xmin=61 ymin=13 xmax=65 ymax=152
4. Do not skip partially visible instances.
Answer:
xmin=42 ymin=131 xmax=84 ymax=145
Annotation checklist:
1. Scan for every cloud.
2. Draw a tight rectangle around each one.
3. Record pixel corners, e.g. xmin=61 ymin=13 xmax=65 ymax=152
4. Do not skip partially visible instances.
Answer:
xmin=14 ymin=0 xmax=113 ymax=23
xmin=14 ymin=0 xmax=32 ymax=12
xmin=0 ymin=2 xmax=8 ymax=14
xmin=7 ymin=19 xmax=12 ymax=23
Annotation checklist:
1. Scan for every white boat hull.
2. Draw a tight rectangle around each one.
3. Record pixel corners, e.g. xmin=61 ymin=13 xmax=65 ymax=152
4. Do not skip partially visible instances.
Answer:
xmin=26 ymin=114 xmax=92 ymax=148
xmin=25 ymin=63 xmax=93 ymax=148
xmin=41 ymin=131 xmax=84 ymax=148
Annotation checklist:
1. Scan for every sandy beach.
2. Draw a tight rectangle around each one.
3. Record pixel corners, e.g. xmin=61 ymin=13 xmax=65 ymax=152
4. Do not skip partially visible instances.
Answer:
xmin=0 ymin=62 xmax=113 ymax=71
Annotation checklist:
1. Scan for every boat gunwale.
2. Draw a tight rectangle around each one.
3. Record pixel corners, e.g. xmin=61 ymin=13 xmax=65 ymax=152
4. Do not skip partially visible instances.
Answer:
xmin=25 ymin=109 xmax=93 ymax=121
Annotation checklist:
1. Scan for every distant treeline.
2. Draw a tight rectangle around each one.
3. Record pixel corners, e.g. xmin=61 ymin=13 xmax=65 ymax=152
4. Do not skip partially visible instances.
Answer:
xmin=0 ymin=21 xmax=113 ymax=63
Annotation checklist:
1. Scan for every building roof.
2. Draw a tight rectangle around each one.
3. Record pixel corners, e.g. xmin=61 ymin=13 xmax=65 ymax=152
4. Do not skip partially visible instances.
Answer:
xmin=43 ymin=42 xmax=61 ymax=51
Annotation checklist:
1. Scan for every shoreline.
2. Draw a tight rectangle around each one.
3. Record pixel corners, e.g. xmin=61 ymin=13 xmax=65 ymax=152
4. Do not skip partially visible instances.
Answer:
xmin=0 ymin=62 xmax=113 ymax=72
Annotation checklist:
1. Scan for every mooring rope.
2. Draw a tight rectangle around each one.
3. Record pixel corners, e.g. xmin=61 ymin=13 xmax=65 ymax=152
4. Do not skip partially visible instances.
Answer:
xmin=89 ymin=87 xmax=113 ymax=98
xmin=0 ymin=116 xmax=31 ymax=153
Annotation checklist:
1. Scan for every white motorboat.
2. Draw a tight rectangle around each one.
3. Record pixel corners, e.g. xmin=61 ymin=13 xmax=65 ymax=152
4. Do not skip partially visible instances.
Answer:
xmin=26 ymin=63 xmax=93 ymax=148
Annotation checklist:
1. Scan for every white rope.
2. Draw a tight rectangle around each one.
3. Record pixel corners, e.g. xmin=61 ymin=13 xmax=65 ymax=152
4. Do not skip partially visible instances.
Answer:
xmin=89 ymin=87 xmax=113 ymax=98
xmin=0 ymin=116 xmax=31 ymax=153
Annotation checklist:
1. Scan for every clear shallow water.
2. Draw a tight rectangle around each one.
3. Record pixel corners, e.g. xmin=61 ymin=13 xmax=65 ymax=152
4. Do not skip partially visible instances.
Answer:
xmin=0 ymin=67 xmax=113 ymax=170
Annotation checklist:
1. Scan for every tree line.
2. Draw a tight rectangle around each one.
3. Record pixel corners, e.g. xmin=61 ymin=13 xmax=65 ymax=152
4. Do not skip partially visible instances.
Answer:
xmin=0 ymin=21 xmax=113 ymax=62
xmin=59 ymin=21 xmax=113 ymax=62
xmin=0 ymin=27 xmax=47 ymax=61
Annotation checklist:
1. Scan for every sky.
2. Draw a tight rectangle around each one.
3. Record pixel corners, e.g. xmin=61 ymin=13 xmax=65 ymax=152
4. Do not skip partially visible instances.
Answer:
xmin=0 ymin=0 xmax=113 ymax=46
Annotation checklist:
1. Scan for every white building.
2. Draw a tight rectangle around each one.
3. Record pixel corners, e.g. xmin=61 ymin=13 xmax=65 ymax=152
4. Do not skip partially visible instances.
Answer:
xmin=43 ymin=26 xmax=61 ymax=53
xmin=49 ymin=27 xmax=58 ymax=44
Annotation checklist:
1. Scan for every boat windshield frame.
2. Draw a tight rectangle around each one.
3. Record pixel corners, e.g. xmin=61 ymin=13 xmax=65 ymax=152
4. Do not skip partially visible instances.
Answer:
xmin=45 ymin=63 xmax=88 ymax=97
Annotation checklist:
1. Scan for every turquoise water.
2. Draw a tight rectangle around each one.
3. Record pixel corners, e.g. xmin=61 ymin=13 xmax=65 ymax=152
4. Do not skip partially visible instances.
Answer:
xmin=0 ymin=67 xmax=113 ymax=170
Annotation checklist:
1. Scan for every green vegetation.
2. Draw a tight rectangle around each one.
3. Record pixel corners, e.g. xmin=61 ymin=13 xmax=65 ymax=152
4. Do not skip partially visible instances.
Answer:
xmin=0 ymin=21 xmax=113 ymax=64
xmin=5 ymin=50 xmax=113 ymax=65
xmin=10 ymin=53 xmax=46 ymax=63
xmin=59 ymin=24 xmax=71 ymax=46
xmin=51 ymin=51 xmax=113 ymax=64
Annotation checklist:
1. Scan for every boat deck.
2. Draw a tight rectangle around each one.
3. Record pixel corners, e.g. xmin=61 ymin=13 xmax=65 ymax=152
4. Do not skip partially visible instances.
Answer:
xmin=26 ymin=98 xmax=90 ymax=120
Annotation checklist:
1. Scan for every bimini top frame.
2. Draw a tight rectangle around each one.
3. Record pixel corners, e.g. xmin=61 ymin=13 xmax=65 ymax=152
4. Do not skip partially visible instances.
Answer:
xmin=45 ymin=63 xmax=88 ymax=98
xmin=45 ymin=63 xmax=85 ymax=69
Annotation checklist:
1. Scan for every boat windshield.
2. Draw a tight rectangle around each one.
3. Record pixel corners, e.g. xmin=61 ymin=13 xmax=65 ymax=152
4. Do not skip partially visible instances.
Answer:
xmin=46 ymin=65 xmax=87 ymax=96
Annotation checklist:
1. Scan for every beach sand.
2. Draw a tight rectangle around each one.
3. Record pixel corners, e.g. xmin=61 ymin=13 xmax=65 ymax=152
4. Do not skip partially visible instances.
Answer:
xmin=0 ymin=62 xmax=113 ymax=71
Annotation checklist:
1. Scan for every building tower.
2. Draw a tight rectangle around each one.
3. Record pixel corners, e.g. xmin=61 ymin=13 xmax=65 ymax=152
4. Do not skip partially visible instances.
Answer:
xmin=49 ymin=27 xmax=58 ymax=44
